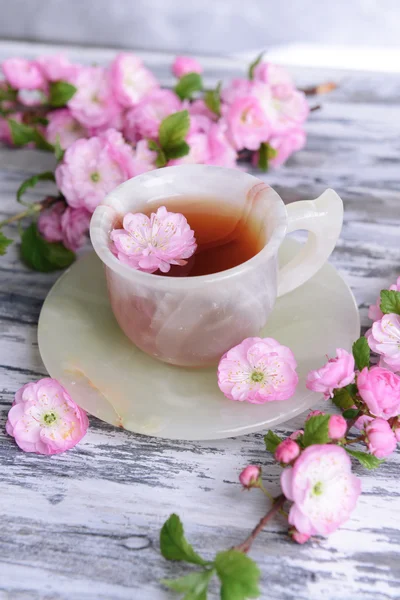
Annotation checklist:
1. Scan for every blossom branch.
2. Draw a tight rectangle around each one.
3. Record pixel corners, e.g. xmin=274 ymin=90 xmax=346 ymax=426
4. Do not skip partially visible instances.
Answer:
xmin=233 ymin=494 xmax=286 ymax=554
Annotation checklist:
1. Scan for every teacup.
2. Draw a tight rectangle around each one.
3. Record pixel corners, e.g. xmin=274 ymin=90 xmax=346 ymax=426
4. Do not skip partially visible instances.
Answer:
xmin=90 ymin=165 xmax=343 ymax=367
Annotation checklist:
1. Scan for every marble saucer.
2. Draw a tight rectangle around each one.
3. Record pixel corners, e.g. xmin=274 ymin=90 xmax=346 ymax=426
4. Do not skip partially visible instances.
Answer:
xmin=38 ymin=239 xmax=360 ymax=440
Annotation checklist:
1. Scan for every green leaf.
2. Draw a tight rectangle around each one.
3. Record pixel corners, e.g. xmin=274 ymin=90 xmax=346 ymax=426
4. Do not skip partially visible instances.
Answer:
xmin=258 ymin=142 xmax=268 ymax=171
xmin=8 ymin=119 xmax=54 ymax=151
xmin=49 ymin=81 xmax=77 ymax=107
xmin=332 ymin=385 xmax=356 ymax=410
xmin=155 ymin=148 xmax=167 ymax=168
xmin=352 ymin=337 xmax=370 ymax=371
xmin=345 ymin=448 xmax=384 ymax=469
xmin=0 ymin=231 xmax=13 ymax=256
xmin=380 ymin=289 xmax=400 ymax=315
xmin=54 ymin=136 xmax=65 ymax=161
xmin=215 ymin=550 xmax=261 ymax=600
xmin=20 ymin=223 xmax=75 ymax=272
xmin=0 ymin=85 xmax=18 ymax=103
xmin=8 ymin=119 xmax=36 ymax=146
xmin=264 ymin=430 xmax=283 ymax=453
xmin=204 ymin=82 xmax=221 ymax=116
xmin=302 ymin=414 xmax=330 ymax=447
xmin=162 ymin=570 xmax=214 ymax=600
xmin=248 ymin=52 xmax=264 ymax=80
xmin=175 ymin=73 xmax=203 ymax=100
xmin=159 ymin=110 xmax=190 ymax=151
xmin=147 ymin=139 xmax=160 ymax=152
xmin=160 ymin=514 xmax=207 ymax=566
xmin=165 ymin=141 xmax=190 ymax=160
xmin=17 ymin=172 xmax=55 ymax=205
xmin=342 ymin=408 xmax=360 ymax=419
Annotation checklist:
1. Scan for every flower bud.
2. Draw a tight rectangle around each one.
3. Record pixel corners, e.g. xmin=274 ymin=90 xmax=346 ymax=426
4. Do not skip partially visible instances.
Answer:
xmin=289 ymin=527 xmax=311 ymax=544
xmin=328 ymin=415 xmax=347 ymax=440
xmin=275 ymin=438 xmax=300 ymax=464
xmin=365 ymin=418 xmax=397 ymax=458
xmin=239 ymin=465 xmax=261 ymax=488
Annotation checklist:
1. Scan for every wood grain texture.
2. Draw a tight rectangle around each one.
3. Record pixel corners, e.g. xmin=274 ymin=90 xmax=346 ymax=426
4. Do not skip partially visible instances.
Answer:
xmin=0 ymin=41 xmax=400 ymax=600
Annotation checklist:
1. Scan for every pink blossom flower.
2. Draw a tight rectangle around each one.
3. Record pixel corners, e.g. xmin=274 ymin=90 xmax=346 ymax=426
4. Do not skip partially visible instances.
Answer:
xmin=357 ymin=366 xmax=400 ymax=419
xmin=111 ymin=53 xmax=158 ymax=108
xmin=221 ymin=78 xmax=253 ymax=105
xmin=366 ymin=314 xmax=400 ymax=371
xmin=61 ymin=207 xmax=91 ymax=251
xmin=253 ymin=62 xmax=294 ymax=97
xmin=354 ymin=414 xmax=373 ymax=431
xmin=289 ymin=528 xmax=311 ymax=544
xmin=368 ymin=277 xmax=400 ymax=321
xmin=38 ymin=202 xmax=64 ymax=243
xmin=125 ymin=89 xmax=181 ymax=140
xmin=306 ymin=349 xmax=355 ymax=399
xmin=239 ymin=465 xmax=261 ymax=488
xmin=68 ymin=67 xmax=121 ymax=129
xmin=172 ymin=56 xmax=203 ymax=78
xmin=46 ymin=109 xmax=88 ymax=149
xmin=365 ymin=418 xmax=397 ymax=458
xmin=252 ymin=82 xmax=309 ymax=134
xmin=207 ymin=122 xmax=237 ymax=168
xmin=110 ymin=206 xmax=197 ymax=274
xmin=6 ymin=378 xmax=88 ymax=455
xmin=281 ymin=445 xmax=361 ymax=536
xmin=275 ymin=439 xmax=300 ymax=464
xmin=131 ymin=139 xmax=157 ymax=176
xmin=55 ymin=129 xmax=135 ymax=213
xmin=328 ymin=415 xmax=347 ymax=440
xmin=224 ymin=96 xmax=270 ymax=151
xmin=2 ymin=58 xmax=46 ymax=90
xmin=37 ymin=54 xmax=79 ymax=82
xmin=217 ymin=337 xmax=298 ymax=404
xmin=269 ymin=128 xmax=306 ymax=167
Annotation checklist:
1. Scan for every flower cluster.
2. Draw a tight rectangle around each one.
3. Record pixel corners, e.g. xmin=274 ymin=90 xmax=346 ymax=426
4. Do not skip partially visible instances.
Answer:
xmin=0 ymin=52 xmax=312 ymax=268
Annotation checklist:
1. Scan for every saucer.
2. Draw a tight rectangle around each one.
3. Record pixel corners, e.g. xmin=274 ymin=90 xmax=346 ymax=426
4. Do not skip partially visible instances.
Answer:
xmin=38 ymin=240 xmax=360 ymax=440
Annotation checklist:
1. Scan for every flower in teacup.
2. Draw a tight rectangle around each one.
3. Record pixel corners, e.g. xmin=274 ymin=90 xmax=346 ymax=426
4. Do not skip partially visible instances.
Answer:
xmin=6 ymin=378 xmax=88 ymax=455
xmin=217 ymin=337 xmax=298 ymax=403
xmin=281 ymin=445 xmax=361 ymax=536
xmin=110 ymin=206 xmax=197 ymax=274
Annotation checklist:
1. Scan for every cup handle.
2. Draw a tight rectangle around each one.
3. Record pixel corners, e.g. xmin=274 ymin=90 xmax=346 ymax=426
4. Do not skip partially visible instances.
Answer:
xmin=277 ymin=189 xmax=343 ymax=297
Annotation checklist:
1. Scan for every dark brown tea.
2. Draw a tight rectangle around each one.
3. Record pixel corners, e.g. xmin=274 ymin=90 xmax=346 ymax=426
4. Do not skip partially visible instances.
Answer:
xmin=147 ymin=196 xmax=265 ymax=277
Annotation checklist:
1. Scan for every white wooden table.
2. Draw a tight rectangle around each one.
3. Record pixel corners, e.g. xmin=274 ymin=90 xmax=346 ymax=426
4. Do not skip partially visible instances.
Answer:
xmin=0 ymin=41 xmax=399 ymax=600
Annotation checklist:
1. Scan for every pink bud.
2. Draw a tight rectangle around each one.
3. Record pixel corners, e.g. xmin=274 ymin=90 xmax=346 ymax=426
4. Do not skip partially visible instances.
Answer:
xmin=275 ymin=438 xmax=300 ymax=464
xmin=290 ymin=429 xmax=304 ymax=440
xmin=289 ymin=528 xmax=311 ymax=544
xmin=239 ymin=465 xmax=261 ymax=488
xmin=328 ymin=415 xmax=347 ymax=440
xmin=306 ymin=410 xmax=325 ymax=421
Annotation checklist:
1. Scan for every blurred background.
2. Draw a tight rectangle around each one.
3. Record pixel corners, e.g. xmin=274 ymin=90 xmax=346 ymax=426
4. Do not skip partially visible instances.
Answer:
xmin=0 ymin=0 xmax=399 ymax=57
